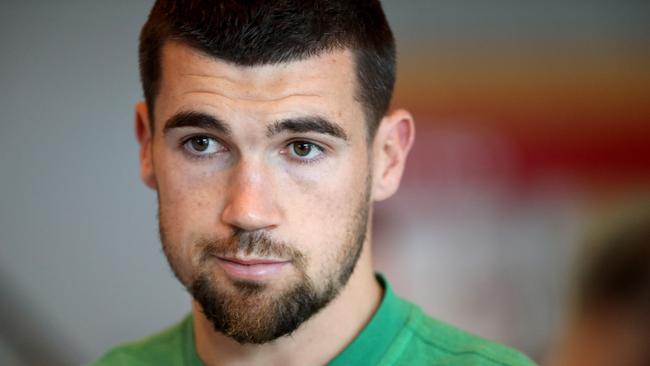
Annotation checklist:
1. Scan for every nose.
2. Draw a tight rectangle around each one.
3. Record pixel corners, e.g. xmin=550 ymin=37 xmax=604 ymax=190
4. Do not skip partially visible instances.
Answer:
xmin=221 ymin=160 xmax=282 ymax=232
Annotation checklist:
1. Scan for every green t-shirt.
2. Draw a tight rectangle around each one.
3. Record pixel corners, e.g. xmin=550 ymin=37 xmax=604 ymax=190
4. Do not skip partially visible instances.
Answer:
xmin=91 ymin=276 xmax=536 ymax=365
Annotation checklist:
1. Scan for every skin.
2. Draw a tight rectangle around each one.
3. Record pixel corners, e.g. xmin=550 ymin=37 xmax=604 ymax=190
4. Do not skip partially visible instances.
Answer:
xmin=135 ymin=41 xmax=415 ymax=366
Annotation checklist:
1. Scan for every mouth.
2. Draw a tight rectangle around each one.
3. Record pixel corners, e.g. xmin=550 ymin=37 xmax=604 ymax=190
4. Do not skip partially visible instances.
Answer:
xmin=215 ymin=256 xmax=291 ymax=281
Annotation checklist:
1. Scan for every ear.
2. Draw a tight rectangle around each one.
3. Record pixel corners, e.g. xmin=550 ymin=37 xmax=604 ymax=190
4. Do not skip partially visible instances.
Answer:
xmin=371 ymin=109 xmax=415 ymax=201
xmin=134 ymin=101 xmax=157 ymax=190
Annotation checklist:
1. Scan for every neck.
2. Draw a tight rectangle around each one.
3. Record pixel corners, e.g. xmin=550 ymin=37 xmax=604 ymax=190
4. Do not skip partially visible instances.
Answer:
xmin=192 ymin=243 xmax=382 ymax=366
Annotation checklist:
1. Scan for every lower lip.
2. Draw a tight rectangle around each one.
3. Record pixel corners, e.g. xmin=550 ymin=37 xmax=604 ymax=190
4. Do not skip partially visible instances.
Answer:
xmin=216 ymin=258 xmax=290 ymax=281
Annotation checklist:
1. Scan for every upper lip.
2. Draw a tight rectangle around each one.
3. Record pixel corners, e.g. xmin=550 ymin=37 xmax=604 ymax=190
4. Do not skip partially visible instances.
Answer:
xmin=217 ymin=256 xmax=290 ymax=265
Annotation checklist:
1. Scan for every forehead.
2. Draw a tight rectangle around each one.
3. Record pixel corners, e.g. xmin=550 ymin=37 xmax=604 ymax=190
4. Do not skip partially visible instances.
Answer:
xmin=155 ymin=42 xmax=362 ymax=129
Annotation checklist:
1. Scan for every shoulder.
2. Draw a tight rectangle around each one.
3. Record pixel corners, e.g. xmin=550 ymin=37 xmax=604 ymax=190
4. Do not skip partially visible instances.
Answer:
xmin=88 ymin=316 xmax=192 ymax=366
xmin=384 ymin=300 xmax=537 ymax=366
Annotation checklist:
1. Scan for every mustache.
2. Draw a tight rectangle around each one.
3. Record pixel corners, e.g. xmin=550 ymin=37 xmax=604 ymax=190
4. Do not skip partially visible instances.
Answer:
xmin=198 ymin=230 xmax=305 ymax=265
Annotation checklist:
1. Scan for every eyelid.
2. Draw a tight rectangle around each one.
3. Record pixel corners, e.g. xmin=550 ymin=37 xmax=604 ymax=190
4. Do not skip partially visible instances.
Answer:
xmin=180 ymin=134 xmax=215 ymax=149
xmin=285 ymin=137 xmax=330 ymax=151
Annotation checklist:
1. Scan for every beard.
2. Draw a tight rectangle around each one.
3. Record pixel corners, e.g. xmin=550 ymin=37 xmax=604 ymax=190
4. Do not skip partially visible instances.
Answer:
xmin=157 ymin=175 xmax=371 ymax=344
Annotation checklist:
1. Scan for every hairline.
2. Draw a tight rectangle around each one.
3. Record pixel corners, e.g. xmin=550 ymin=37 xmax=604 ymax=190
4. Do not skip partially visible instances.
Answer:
xmin=145 ymin=40 xmax=379 ymax=142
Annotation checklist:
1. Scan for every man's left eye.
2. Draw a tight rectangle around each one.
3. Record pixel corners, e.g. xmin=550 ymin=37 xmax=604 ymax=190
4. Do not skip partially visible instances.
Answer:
xmin=287 ymin=141 xmax=324 ymax=161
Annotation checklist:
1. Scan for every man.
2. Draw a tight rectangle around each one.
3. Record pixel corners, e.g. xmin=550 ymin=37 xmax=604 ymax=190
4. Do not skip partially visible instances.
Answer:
xmin=548 ymin=206 xmax=650 ymax=366
xmin=93 ymin=1 xmax=535 ymax=365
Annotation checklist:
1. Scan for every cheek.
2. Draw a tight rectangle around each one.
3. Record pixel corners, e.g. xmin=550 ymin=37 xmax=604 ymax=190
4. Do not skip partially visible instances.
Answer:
xmin=156 ymin=155 xmax=227 ymax=247
xmin=279 ymin=153 xmax=369 ymax=265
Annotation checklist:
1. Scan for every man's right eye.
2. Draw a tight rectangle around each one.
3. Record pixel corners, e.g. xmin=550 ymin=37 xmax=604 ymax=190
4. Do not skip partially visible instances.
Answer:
xmin=182 ymin=135 xmax=225 ymax=157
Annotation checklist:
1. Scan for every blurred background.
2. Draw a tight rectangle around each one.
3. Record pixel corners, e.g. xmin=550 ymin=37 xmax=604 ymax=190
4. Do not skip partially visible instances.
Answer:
xmin=0 ymin=1 xmax=648 ymax=365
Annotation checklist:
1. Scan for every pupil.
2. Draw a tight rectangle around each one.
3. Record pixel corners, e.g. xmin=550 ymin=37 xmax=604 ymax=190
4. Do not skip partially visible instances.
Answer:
xmin=192 ymin=137 xmax=209 ymax=151
xmin=294 ymin=142 xmax=311 ymax=157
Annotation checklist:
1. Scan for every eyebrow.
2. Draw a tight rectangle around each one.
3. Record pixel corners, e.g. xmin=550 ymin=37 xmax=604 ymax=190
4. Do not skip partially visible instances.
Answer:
xmin=163 ymin=111 xmax=231 ymax=136
xmin=267 ymin=116 xmax=349 ymax=141
xmin=163 ymin=111 xmax=349 ymax=141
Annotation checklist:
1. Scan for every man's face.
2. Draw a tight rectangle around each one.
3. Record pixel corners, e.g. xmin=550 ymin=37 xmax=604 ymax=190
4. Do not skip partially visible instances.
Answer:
xmin=148 ymin=42 xmax=373 ymax=343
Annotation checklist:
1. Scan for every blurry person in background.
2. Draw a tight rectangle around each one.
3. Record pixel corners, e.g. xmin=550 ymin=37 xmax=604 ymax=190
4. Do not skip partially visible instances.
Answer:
xmin=92 ymin=1 xmax=534 ymax=365
xmin=548 ymin=204 xmax=650 ymax=366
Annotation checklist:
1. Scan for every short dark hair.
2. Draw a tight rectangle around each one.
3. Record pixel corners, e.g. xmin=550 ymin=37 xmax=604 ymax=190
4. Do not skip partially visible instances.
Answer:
xmin=139 ymin=0 xmax=396 ymax=139
xmin=577 ymin=209 xmax=650 ymax=317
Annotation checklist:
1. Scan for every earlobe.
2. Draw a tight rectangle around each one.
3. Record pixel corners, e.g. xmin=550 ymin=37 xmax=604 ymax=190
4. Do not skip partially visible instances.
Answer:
xmin=135 ymin=101 xmax=157 ymax=190
xmin=371 ymin=109 xmax=415 ymax=202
